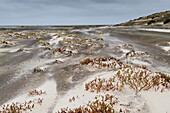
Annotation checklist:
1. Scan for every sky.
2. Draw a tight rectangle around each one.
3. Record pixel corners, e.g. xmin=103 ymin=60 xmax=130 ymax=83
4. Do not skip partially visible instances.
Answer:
xmin=0 ymin=0 xmax=170 ymax=25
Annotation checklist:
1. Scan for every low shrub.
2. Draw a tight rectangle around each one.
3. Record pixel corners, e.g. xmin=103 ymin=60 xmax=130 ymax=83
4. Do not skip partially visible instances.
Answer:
xmin=147 ymin=20 xmax=156 ymax=25
xmin=163 ymin=18 xmax=170 ymax=24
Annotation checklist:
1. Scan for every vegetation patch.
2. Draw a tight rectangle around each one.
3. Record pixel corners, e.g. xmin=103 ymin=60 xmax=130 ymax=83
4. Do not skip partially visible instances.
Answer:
xmin=36 ymin=40 xmax=50 ymax=46
xmin=80 ymin=57 xmax=125 ymax=69
xmin=28 ymin=89 xmax=46 ymax=96
xmin=147 ymin=20 xmax=156 ymax=25
xmin=163 ymin=18 xmax=170 ymax=24
xmin=57 ymin=94 xmax=122 ymax=113
xmin=0 ymin=89 xmax=46 ymax=113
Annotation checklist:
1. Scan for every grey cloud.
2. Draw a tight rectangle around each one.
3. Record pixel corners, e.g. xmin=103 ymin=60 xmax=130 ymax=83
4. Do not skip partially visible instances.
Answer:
xmin=0 ymin=0 xmax=169 ymax=25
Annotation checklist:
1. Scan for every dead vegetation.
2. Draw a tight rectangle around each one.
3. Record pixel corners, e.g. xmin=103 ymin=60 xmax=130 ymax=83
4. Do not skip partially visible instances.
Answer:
xmin=85 ymin=65 xmax=170 ymax=94
xmin=36 ymin=40 xmax=50 ymax=46
xmin=80 ymin=57 xmax=125 ymax=69
xmin=0 ymin=39 xmax=17 ymax=47
xmin=0 ymin=89 xmax=46 ymax=113
xmin=125 ymin=50 xmax=150 ymax=58
xmin=0 ymin=31 xmax=48 ymax=39
xmin=57 ymin=94 xmax=123 ymax=113
xmin=112 ymin=44 xmax=133 ymax=49
xmin=51 ymin=48 xmax=76 ymax=56
xmin=28 ymin=89 xmax=46 ymax=96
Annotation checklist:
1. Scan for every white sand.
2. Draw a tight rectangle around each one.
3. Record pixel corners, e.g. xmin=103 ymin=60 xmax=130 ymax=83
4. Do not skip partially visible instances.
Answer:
xmin=49 ymin=35 xmax=74 ymax=45
xmin=9 ymin=59 xmax=54 ymax=81
xmin=156 ymin=42 xmax=170 ymax=55
xmin=139 ymin=28 xmax=170 ymax=33
xmin=53 ymin=69 xmax=170 ymax=113
xmin=31 ymin=79 xmax=57 ymax=113
xmin=141 ymin=91 xmax=170 ymax=113
xmin=0 ymin=48 xmax=19 ymax=53
xmin=53 ymin=71 xmax=113 ymax=112
xmin=53 ymin=72 xmax=150 ymax=113
xmin=49 ymin=36 xmax=63 ymax=45
xmin=130 ymin=59 xmax=151 ymax=66
xmin=1 ymin=79 xmax=57 ymax=113
xmin=1 ymin=68 xmax=169 ymax=113
xmin=120 ymin=48 xmax=131 ymax=53
xmin=160 ymin=46 xmax=170 ymax=52
xmin=159 ymin=46 xmax=170 ymax=55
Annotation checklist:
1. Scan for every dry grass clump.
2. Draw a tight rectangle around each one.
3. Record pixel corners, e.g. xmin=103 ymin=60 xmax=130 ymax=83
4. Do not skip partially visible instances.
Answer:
xmin=84 ymin=65 xmax=170 ymax=93
xmin=59 ymin=37 xmax=75 ymax=44
xmin=113 ymin=44 xmax=133 ymax=49
xmin=28 ymin=89 xmax=46 ymax=96
xmin=94 ymin=32 xmax=107 ymax=35
xmin=0 ymin=89 xmax=46 ymax=113
xmin=80 ymin=57 xmax=125 ymax=69
xmin=0 ymin=39 xmax=10 ymax=44
xmin=58 ymin=35 xmax=105 ymax=51
xmin=43 ymin=46 xmax=52 ymax=50
xmin=57 ymin=64 xmax=170 ymax=112
xmin=96 ymin=37 xmax=104 ymax=41
xmin=85 ymin=77 xmax=123 ymax=93
xmin=59 ymin=37 xmax=92 ymax=46
xmin=0 ymin=31 xmax=48 ymax=39
xmin=116 ymin=66 xmax=170 ymax=93
xmin=57 ymin=94 xmax=123 ymax=113
xmin=0 ymin=98 xmax=43 ymax=113
xmin=51 ymin=48 xmax=76 ymax=56
xmin=18 ymin=48 xmax=25 ymax=51
xmin=59 ymin=39 xmax=73 ymax=44
xmin=36 ymin=40 xmax=50 ymax=46
xmin=62 ymin=45 xmax=72 ymax=49
xmin=0 ymin=39 xmax=17 ymax=46
xmin=49 ymin=33 xmax=106 ymax=57
xmin=64 ymin=33 xmax=79 ymax=38
xmin=125 ymin=50 xmax=150 ymax=58
xmin=80 ymin=58 xmax=92 ymax=65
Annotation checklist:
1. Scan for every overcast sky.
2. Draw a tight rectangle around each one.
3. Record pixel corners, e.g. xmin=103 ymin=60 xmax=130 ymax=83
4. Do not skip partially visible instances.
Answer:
xmin=0 ymin=0 xmax=169 ymax=25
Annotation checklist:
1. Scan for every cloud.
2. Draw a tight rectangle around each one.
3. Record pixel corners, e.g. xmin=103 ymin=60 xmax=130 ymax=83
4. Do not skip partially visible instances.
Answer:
xmin=0 ymin=0 xmax=169 ymax=25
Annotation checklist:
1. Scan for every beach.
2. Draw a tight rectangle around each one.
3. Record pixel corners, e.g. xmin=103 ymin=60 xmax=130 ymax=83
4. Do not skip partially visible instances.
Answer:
xmin=0 ymin=26 xmax=170 ymax=113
